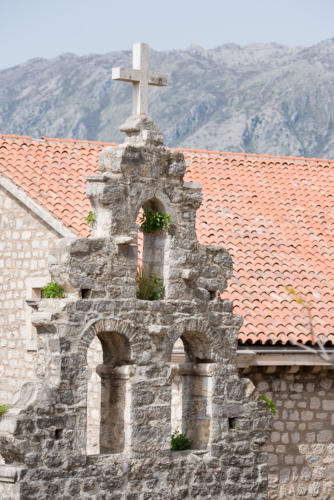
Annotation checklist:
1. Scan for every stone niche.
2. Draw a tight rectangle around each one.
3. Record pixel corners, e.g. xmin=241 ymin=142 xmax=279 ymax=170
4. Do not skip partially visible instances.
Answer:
xmin=0 ymin=115 xmax=271 ymax=499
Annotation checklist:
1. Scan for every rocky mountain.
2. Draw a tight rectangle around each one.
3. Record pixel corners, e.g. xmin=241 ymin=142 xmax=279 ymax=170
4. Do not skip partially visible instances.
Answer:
xmin=1 ymin=39 xmax=334 ymax=158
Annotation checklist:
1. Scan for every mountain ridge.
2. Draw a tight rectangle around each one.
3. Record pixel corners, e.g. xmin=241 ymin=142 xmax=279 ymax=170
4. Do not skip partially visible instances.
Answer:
xmin=1 ymin=39 xmax=334 ymax=158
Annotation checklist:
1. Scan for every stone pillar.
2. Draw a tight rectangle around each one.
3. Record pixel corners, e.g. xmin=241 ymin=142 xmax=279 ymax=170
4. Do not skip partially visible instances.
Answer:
xmin=0 ymin=465 xmax=25 ymax=499
xmin=180 ymin=362 xmax=215 ymax=450
xmin=171 ymin=368 xmax=183 ymax=432
xmin=96 ymin=364 xmax=134 ymax=454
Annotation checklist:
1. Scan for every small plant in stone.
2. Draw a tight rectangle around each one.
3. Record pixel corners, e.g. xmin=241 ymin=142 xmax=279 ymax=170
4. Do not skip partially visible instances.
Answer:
xmin=136 ymin=272 xmax=164 ymax=300
xmin=140 ymin=209 xmax=171 ymax=233
xmin=42 ymin=281 xmax=65 ymax=299
xmin=0 ymin=405 xmax=9 ymax=420
xmin=260 ymin=394 xmax=277 ymax=416
xmin=171 ymin=430 xmax=191 ymax=451
xmin=85 ymin=211 xmax=96 ymax=226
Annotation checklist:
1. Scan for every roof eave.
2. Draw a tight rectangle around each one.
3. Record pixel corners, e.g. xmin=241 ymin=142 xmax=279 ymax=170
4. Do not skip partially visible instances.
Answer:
xmin=237 ymin=350 xmax=334 ymax=368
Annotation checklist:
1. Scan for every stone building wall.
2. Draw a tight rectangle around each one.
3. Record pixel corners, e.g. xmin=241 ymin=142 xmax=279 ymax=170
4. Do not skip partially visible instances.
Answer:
xmin=243 ymin=366 xmax=334 ymax=500
xmin=0 ymin=185 xmax=60 ymax=404
xmin=2 ymin=182 xmax=333 ymax=499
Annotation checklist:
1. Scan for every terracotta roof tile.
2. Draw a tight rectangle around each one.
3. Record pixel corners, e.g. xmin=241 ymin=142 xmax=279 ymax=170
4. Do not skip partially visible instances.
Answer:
xmin=1 ymin=134 xmax=334 ymax=345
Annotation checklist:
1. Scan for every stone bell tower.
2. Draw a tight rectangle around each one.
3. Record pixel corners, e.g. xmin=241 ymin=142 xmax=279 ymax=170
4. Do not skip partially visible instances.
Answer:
xmin=0 ymin=43 xmax=271 ymax=499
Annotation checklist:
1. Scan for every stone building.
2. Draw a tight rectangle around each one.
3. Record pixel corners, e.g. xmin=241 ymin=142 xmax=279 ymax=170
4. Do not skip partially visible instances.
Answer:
xmin=0 ymin=45 xmax=334 ymax=499
xmin=0 ymin=113 xmax=272 ymax=498
xmin=1 ymin=136 xmax=334 ymax=499
xmin=0 ymin=44 xmax=273 ymax=499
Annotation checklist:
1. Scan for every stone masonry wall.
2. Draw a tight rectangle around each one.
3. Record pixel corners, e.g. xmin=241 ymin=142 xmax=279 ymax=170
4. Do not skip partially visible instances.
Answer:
xmin=243 ymin=366 xmax=334 ymax=500
xmin=0 ymin=116 xmax=271 ymax=499
xmin=0 ymin=185 xmax=60 ymax=404
xmin=3 ymin=168 xmax=333 ymax=499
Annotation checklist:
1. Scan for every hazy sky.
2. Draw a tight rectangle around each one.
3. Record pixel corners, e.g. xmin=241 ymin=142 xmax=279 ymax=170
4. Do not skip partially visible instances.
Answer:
xmin=1 ymin=0 xmax=334 ymax=70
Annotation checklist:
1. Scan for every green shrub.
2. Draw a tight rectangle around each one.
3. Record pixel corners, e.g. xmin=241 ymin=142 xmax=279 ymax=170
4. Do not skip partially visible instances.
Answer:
xmin=260 ymin=394 xmax=277 ymax=416
xmin=171 ymin=430 xmax=191 ymax=451
xmin=85 ymin=211 xmax=96 ymax=226
xmin=139 ymin=209 xmax=171 ymax=233
xmin=136 ymin=273 xmax=164 ymax=300
xmin=42 ymin=281 xmax=65 ymax=299
xmin=0 ymin=405 xmax=9 ymax=420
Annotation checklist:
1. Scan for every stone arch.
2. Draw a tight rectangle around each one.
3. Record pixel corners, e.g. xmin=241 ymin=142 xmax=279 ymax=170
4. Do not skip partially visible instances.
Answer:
xmin=132 ymin=188 xmax=177 ymax=226
xmin=167 ymin=319 xmax=217 ymax=450
xmin=138 ymin=197 xmax=167 ymax=276
xmin=79 ymin=319 xmax=136 ymax=455
xmin=165 ymin=318 xmax=217 ymax=362
xmin=79 ymin=318 xmax=137 ymax=355
xmin=136 ymin=193 xmax=174 ymax=300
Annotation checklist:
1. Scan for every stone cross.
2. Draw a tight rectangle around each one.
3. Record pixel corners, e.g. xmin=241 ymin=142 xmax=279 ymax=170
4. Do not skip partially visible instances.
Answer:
xmin=112 ymin=42 xmax=167 ymax=116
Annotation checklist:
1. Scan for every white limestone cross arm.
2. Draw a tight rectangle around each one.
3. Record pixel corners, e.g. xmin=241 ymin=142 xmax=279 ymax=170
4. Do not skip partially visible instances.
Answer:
xmin=112 ymin=42 xmax=167 ymax=116
xmin=112 ymin=68 xmax=167 ymax=86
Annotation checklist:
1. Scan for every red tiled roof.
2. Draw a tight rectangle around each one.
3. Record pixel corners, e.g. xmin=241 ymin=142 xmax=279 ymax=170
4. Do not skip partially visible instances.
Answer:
xmin=1 ymin=133 xmax=334 ymax=346
xmin=0 ymin=134 xmax=117 ymax=237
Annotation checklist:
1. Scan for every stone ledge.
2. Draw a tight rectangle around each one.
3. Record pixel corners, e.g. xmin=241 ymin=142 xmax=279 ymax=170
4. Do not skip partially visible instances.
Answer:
xmin=0 ymin=465 xmax=25 ymax=484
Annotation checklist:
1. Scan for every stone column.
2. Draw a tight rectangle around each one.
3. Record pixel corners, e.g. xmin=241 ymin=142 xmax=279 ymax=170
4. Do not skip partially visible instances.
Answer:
xmin=180 ymin=362 xmax=215 ymax=450
xmin=96 ymin=364 xmax=134 ymax=454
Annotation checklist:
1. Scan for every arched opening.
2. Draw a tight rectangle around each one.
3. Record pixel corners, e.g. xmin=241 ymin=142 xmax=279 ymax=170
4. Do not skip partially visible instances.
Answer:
xmin=170 ymin=332 xmax=215 ymax=450
xmin=86 ymin=331 xmax=133 ymax=455
xmin=136 ymin=198 xmax=168 ymax=300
